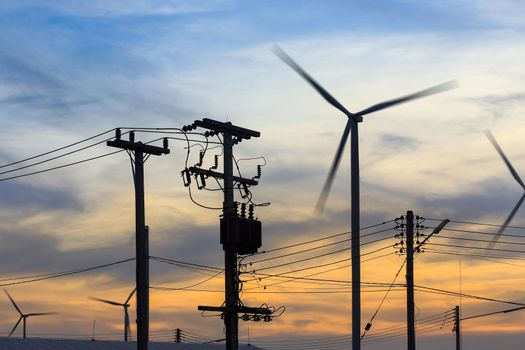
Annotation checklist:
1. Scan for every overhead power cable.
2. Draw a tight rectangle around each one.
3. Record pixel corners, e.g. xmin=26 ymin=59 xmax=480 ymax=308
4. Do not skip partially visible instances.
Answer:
xmin=361 ymin=258 xmax=407 ymax=340
xmin=0 ymin=257 xmax=134 ymax=287
xmin=250 ymin=220 xmax=395 ymax=256
xmin=426 ymin=217 xmax=525 ymax=231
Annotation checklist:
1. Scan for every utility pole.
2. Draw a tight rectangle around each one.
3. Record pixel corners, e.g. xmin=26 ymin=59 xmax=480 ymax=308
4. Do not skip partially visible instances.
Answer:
xmin=454 ymin=306 xmax=460 ymax=350
xmin=399 ymin=212 xmax=449 ymax=350
xmin=108 ymin=130 xmax=169 ymax=350
xmin=175 ymin=328 xmax=181 ymax=343
xmin=405 ymin=211 xmax=416 ymax=350
xmin=187 ymin=119 xmax=268 ymax=350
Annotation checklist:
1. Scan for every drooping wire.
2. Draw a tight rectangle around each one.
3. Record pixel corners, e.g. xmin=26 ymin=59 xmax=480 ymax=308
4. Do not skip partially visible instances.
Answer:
xmin=361 ymin=258 xmax=407 ymax=340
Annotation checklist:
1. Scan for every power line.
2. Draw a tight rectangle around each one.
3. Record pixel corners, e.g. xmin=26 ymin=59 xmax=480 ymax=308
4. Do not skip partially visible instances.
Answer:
xmin=414 ymin=284 xmax=525 ymax=306
xmin=425 ymin=248 xmax=525 ymax=266
xmin=433 ymin=234 xmax=525 ymax=246
xmin=361 ymin=258 xmax=406 ymax=340
xmin=440 ymin=227 xmax=525 ymax=239
xmin=245 ymin=245 xmax=394 ymax=282
xmin=426 ymin=217 xmax=525 ymax=231
xmin=0 ymin=128 xmax=116 ymax=170
xmin=427 ymin=242 xmax=525 ymax=254
xmin=0 ymin=257 xmax=134 ymax=287
xmin=248 ymin=227 xmax=394 ymax=265
xmin=250 ymin=220 xmax=395 ymax=256
xmin=242 ymin=252 xmax=395 ymax=291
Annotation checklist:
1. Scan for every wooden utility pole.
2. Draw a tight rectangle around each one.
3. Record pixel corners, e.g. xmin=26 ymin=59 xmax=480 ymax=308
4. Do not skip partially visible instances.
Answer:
xmin=108 ymin=130 xmax=169 ymax=350
xmin=406 ymin=211 xmax=416 ymax=350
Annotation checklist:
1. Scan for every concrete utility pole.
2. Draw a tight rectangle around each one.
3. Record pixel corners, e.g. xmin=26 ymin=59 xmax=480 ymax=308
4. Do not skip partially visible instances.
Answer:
xmin=108 ymin=130 xmax=169 ymax=350
xmin=188 ymin=118 xmax=267 ymax=350
xmin=405 ymin=211 xmax=416 ymax=350
xmin=401 ymin=213 xmax=449 ymax=350
xmin=454 ymin=305 xmax=460 ymax=350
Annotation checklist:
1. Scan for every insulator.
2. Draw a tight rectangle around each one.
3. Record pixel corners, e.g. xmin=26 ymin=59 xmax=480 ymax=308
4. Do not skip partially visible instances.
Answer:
xmin=253 ymin=315 xmax=261 ymax=322
xmin=220 ymin=313 xmax=225 ymax=320
xmin=416 ymin=240 xmax=420 ymax=244
xmin=129 ymin=131 xmax=135 ymax=142
xmin=248 ymin=204 xmax=254 ymax=220
xmin=181 ymin=168 xmax=191 ymax=187
xmin=196 ymin=173 xmax=206 ymax=190
xmin=233 ymin=202 xmax=239 ymax=216
xmin=365 ymin=323 xmax=372 ymax=331
xmin=253 ymin=165 xmax=261 ymax=179
xmin=416 ymin=248 xmax=421 ymax=253
xmin=211 ymin=155 xmax=219 ymax=170
xmin=115 ymin=128 xmax=121 ymax=140
xmin=400 ymin=248 xmax=404 ymax=254
xmin=241 ymin=203 xmax=246 ymax=218
xmin=196 ymin=150 xmax=204 ymax=167
xmin=263 ymin=315 xmax=272 ymax=322
xmin=163 ymin=137 xmax=168 ymax=149
xmin=242 ymin=314 xmax=250 ymax=321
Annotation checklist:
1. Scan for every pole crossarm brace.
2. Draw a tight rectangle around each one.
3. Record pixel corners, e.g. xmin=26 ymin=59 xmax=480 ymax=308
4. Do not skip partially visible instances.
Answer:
xmin=107 ymin=140 xmax=170 ymax=156
xmin=193 ymin=118 xmax=260 ymax=140
xmin=189 ymin=167 xmax=258 ymax=186
xmin=415 ymin=219 xmax=450 ymax=251
xmin=198 ymin=305 xmax=272 ymax=315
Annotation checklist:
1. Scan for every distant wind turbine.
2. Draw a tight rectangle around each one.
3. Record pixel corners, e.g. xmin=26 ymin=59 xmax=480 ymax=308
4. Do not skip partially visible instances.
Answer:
xmin=90 ymin=288 xmax=136 ymax=342
xmin=485 ymin=129 xmax=525 ymax=249
xmin=4 ymin=289 xmax=56 ymax=339
xmin=272 ymin=44 xmax=457 ymax=350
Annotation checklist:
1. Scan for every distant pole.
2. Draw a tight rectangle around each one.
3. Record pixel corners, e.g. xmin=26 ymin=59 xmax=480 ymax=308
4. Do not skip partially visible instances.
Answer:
xmin=455 ymin=306 xmax=461 ymax=350
xmin=107 ymin=131 xmax=169 ymax=350
xmin=350 ymin=120 xmax=361 ymax=350
xmin=406 ymin=211 xmax=415 ymax=350
xmin=223 ymin=129 xmax=239 ymax=350
xmin=175 ymin=328 xmax=181 ymax=343
xmin=23 ymin=317 xmax=26 ymax=339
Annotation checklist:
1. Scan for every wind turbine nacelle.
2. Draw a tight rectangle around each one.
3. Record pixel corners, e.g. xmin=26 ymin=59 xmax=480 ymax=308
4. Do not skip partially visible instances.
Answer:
xmin=220 ymin=217 xmax=262 ymax=254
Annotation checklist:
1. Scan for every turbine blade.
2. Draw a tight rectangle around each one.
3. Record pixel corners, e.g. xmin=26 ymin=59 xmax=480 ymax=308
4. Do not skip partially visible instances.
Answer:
xmin=125 ymin=288 xmax=136 ymax=304
xmin=89 ymin=296 xmax=124 ymax=306
xmin=315 ymin=119 xmax=352 ymax=213
xmin=488 ymin=192 xmax=525 ymax=250
xmin=8 ymin=317 xmax=22 ymax=337
xmin=354 ymin=80 xmax=458 ymax=117
xmin=4 ymin=289 xmax=23 ymax=315
xmin=27 ymin=312 xmax=57 ymax=316
xmin=272 ymin=45 xmax=354 ymax=118
xmin=485 ymin=130 xmax=525 ymax=190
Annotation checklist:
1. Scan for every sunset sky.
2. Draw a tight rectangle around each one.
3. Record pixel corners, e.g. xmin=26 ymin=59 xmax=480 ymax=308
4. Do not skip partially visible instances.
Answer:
xmin=0 ymin=1 xmax=525 ymax=349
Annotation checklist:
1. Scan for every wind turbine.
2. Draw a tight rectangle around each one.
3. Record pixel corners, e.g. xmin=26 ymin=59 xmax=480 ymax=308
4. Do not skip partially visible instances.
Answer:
xmin=272 ymin=45 xmax=457 ymax=350
xmin=485 ymin=130 xmax=525 ymax=249
xmin=4 ymin=289 xmax=56 ymax=339
xmin=90 ymin=288 xmax=136 ymax=342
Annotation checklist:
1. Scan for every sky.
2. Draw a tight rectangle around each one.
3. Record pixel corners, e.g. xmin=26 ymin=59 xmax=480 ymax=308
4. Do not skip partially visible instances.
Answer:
xmin=0 ymin=0 xmax=524 ymax=349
